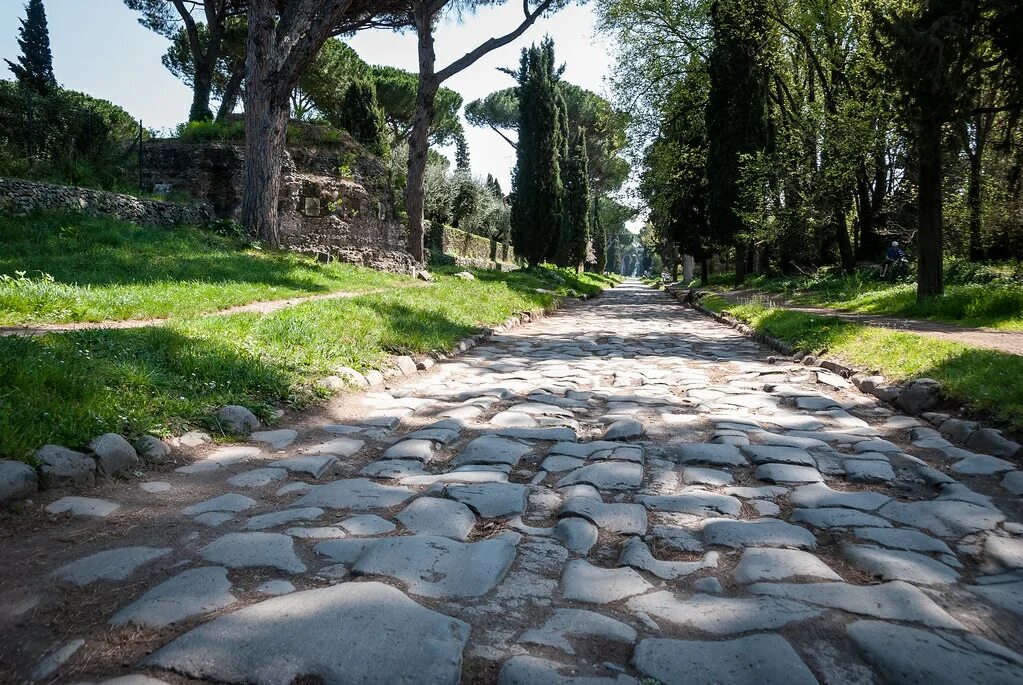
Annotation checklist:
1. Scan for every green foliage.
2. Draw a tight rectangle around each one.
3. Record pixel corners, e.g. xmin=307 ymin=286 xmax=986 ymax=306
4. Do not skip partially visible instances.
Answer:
xmin=560 ymin=128 xmax=591 ymax=269
xmin=5 ymin=0 xmax=56 ymax=92
xmin=511 ymin=38 xmax=569 ymax=267
xmin=334 ymin=79 xmax=387 ymax=156
xmin=0 ymin=80 xmax=142 ymax=189
xmin=162 ymin=17 xmax=247 ymax=121
xmin=175 ymin=118 xmax=245 ymax=142
xmin=591 ymin=196 xmax=607 ymax=272
xmin=370 ymin=64 xmax=464 ymax=147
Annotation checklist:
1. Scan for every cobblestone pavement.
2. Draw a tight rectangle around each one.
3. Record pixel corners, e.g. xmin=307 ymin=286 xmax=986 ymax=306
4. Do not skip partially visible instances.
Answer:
xmin=3 ymin=280 xmax=1023 ymax=684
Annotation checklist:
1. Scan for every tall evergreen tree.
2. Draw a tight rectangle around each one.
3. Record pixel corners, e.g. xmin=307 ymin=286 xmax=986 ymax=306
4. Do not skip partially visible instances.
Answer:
xmin=560 ymin=128 xmax=591 ymax=270
xmin=336 ymin=78 xmax=387 ymax=156
xmin=511 ymin=39 xmax=568 ymax=266
xmin=454 ymin=130 xmax=471 ymax=171
xmin=592 ymin=196 xmax=607 ymax=272
xmin=5 ymin=0 xmax=56 ymax=92
xmin=704 ymin=0 xmax=770 ymax=282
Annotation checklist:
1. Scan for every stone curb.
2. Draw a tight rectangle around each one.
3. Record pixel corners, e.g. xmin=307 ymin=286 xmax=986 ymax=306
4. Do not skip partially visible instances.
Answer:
xmin=1 ymin=284 xmax=615 ymax=508
xmin=663 ymin=284 xmax=1023 ymax=461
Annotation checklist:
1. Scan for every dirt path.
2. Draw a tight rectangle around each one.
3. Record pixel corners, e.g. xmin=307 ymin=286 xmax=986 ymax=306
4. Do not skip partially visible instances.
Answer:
xmin=0 ymin=285 xmax=417 ymax=337
xmin=716 ymin=287 xmax=1023 ymax=356
xmin=2 ymin=280 xmax=1021 ymax=683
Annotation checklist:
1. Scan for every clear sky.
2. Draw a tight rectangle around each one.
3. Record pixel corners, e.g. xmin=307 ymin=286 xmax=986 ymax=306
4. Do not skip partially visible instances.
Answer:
xmin=0 ymin=1 xmax=643 ymax=230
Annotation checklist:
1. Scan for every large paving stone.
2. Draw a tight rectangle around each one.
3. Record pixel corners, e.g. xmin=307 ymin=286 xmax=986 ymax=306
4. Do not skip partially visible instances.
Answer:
xmin=445 ymin=479 xmax=527 ymax=514
xmin=877 ymin=500 xmax=1005 ymax=538
xmin=632 ymin=635 xmax=818 ymax=685
xmin=250 ymin=429 xmax=298 ymax=449
xmin=843 ymin=544 xmax=959 ymax=585
xmin=36 ymin=445 xmax=96 ymax=487
xmin=183 ymin=493 xmax=256 ymax=516
xmin=560 ymin=559 xmax=652 ymax=604
xmin=520 ymin=608 xmax=637 ymax=655
xmin=556 ymin=461 xmax=643 ymax=490
xmin=497 ymin=655 xmax=638 ymax=685
xmin=733 ymin=547 xmax=841 ymax=583
xmin=245 ymin=507 xmax=325 ymax=530
xmin=0 ymin=459 xmax=37 ymax=504
xmin=670 ymin=443 xmax=747 ymax=467
xmin=604 ymin=417 xmax=644 ymax=440
xmin=791 ymin=507 xmax=892 ymax=529
xmin=951 ymin=454 xmax=1016 ymax=476
xmin=46 ymin=496 xmax=120 ymax=518
xmin=55 ymin=547 xmax=171 ymax=586
xmin=352 ymin=535 xmax=517 ymax=598
xmin=396 ymin=497 xmax=476 ymax=540
xmin=682 ymin=467 xmax=733 ymax=486
xmin=269 ymin=455 xmax=337 ymax=479
xmin=982 ymin=534 xmax=1023 ymax=573
xmin=292 ymin=478 xmax=413 ymax=510
xmin=627 ymin=590 xmax=822 ymax=635
xmin=383 ymin=439 xmax=438 ymax=462
xmin=755 ymin=463 xmax=822 ymax=484
xmin=847 ymin=620 xmax=1023 ymax=684
xmin=560 ymin=497 xmax=648 ymax=535
xmin=741 ymin=445 xmax=815 ymax=466
xmin=701 ymin=518 xmax=817 ymax=549
xmin=749 ymin=581 xmax=964 ymax=629
xmin=853 ymin=527 xmax=953 ymax=555
xmin=618 ymin=538 xmax=718 ymax=580
xmin=144 ymin=582 xmax=469 ymax=685
xmin=789 ymin=482 xmax=890 ymax=511
xmin=452 ymin=435 xmax=533 ymax=468
xmin=303 ymin=437 xmax=364 ymax=457
xmin=228 ymin=468 xmax=288 ymax=488
xmin=968 ymin=581 xmax=1023 ymax=616
xmin=110 ymin=567 xmax=236 ymax=627
xmin=552 ymin=517 xmax=598 ymax=555
xmin=640 ymin=492 xmax=741 ymax=518
xmin=844 ymin=459 xmax=895 ymax=484
xmin=200 ymin=532 xmax=306 ymax=573
xmin=340 ymin=514 xmax=397 ymax=535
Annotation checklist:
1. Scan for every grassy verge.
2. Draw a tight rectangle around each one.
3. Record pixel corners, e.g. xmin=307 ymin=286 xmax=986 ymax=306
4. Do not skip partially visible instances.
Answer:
xmin=0 ymin=262 xmax=617 ymax=461
xmin=715 ymin=301 xmax=1023 ymax=432
xmin=0 ymin=213 xmax=411 ymax=325
xmin=714 ymin=262 xmax=1023 ymax=331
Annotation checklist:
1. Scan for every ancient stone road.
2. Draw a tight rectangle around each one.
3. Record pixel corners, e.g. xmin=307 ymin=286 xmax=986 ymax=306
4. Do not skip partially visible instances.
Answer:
xmin=3 ymin=280 xmax=1023 ymax=684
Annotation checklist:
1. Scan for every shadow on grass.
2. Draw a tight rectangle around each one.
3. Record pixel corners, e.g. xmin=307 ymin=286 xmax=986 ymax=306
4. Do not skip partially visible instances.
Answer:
xmin=0 ymin=325 xmax=292 ymax=460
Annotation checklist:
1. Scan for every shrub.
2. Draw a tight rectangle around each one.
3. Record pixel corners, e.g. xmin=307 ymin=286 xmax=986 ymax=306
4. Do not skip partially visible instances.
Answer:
xmin=175 ymin=119 xmax=245 ymax=143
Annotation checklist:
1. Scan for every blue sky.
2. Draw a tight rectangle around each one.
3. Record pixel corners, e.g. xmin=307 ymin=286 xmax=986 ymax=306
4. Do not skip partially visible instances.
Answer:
xmin=0 ymin=0 xmax=616 ymax=192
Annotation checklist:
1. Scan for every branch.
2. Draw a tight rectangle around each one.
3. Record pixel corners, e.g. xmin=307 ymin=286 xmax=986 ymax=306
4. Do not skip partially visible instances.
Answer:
xmin=490 ymin=124 xmax=517 ymax=149
xmin=435 ymin=0 xmax=557 ymax=83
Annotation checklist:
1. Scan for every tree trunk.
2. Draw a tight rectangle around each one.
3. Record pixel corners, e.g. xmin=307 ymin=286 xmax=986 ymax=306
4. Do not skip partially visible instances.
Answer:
xmin=735 ymin=242 xmax=748 ymax=283
xmin=216 ymin=67 xmax=245 ymax=122
xmin=967 ymin=122 xmax=986 ymax=261
xmin=682 ymin=254 xmax=695 ymax=282
xmin=835 ymin=207 xmax=855 ymax=274
xmin=404 ymin=6 xmax=439 ymax=265
xmin=700 ymin=257 xmax=709 ymax=286
xmin=189 ymin=60 xmax=216 ymax=122
xmin=917 ymin=114 xmax=944 ymax=299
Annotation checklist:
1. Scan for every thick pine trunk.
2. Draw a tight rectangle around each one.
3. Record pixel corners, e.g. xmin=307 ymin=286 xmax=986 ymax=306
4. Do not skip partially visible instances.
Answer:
xmin=216 ymin=67 xmax=244 ymax=122
xmin=917 ymin=115 xmax=944 ymax=299
xmin=189 ymin=63 xmax=215 ymax=122
xmin=405 ymin=8 xmax=439 ymax=265
xmin=700 ymin=257 xmax=709 ymax=286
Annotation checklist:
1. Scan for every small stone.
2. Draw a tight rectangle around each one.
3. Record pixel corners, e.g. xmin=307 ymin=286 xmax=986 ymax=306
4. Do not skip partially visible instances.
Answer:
xmin=140 ymin=481 xmax=171 ymax=494
xmin=89 ymin=433 xmax=139 ymax=475
xmin=394 ymin=355 xmax=419 ymax=375
xmin=878 ymin=500 xmax=1005 ymax=538
xmin=742 ymin=445 xmax=815 ymax=466
xmin=46 ymin=496 xmax=119 ymax=518
xmin=0 ymin=459 xmax=37 ymax=504
xmin=604 ymin=418 xmax=644 ymax=440
xmin=194 ymin=512 xmax=234 ymax=527
xmin=35 ymin=445 xmax=96 ymax=488
xmin=983 ymin=535 xmax=1023 ymax=573
xmin=693 ymin=577 xmax=723 ymax=594
xmin=183 ymin=493 xmax=257 ymax=516
xmin=556 ymin=461 xmax=643 ymax=490
xmin=335 ymin=366 xmax=370 ymax=389
xmin=383 ymin=439 xmax=437 ymax=462
xmin=1002 ymin=471 xmax=1023 ymax=495
xmin=561 ymin=559 xmax=652 ymax=603
xmin=179 ymin=430 xmax=212 ymax=447
xmin=552 ymin=517 xmax=598 ymax=554
xmin=339 ymin=514 xmax=398 ymax=535
xmin=136 ymin=435 xmax=171 ymax=461
xmin=671 ymin=443 xmax=746 ymax=467
xmin=55 ymin=546 xmax=171 ymax=586
xmin=217 ymin=405 xmax=261 ymax=434
xmin=31 ymin=639 xmax=86 ymax=681
xmin=853 ymin=527 xmax=953 ymax=555
xmin=682 ymin=467 xmax=733 ymax=486
xmin=560 ymin=498 xmax=648 ymax=535
xmin=250 ymin=429 xmax=298 ymax=449
xmin=951 ymin=454 xmax=1016 ymax=476
xmin=255 ymin=580 xmax=295 ymax=595
xmin=269 ymin=455 xmax=338 ymax=479
xmin=640 ymin=492 xmax=741 ymax=518
xmin=303 ymin=437 xmax=365 ymax=457
xmin=966 ymin=428 xmax=1020 ymax=459
xmin=896 ymin=378 xmax=942 ymax=414
xmin=789 ymin=482 xmax=889 ymax=510
xmin=618 ymin=538 xmax=718 ymax=580
xmin=111 ymin=567 xmax=236 ymax=627
xmin=452 ymin=434 xmax=532 ymax=468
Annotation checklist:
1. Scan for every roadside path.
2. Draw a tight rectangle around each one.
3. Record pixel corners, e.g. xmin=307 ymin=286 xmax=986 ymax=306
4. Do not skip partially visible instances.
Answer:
xmin=716 ymin=288 xmax=1023 ymax=356
xmin=0 ymin=286 xmax=413 ymax=336
xmin=2 ymin=280 xmax=1021 ymax=683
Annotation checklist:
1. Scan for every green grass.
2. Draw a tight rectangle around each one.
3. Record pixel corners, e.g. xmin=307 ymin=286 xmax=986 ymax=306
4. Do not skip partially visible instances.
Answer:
xmin=718 ymin=262 xmax=1023 ymax=331
xmin=0 ymin=257 xmax=617 ymax=461
xmin=0 ymin=213 xmax=411 ymax=325
xmin=721 ymin=302 xmax=1023 ymax=432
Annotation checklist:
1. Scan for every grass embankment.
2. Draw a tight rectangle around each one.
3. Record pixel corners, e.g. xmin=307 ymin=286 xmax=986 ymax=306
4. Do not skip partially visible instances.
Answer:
xmin=721 ymin=262 xmax=1023 ymax=331
xmin=0 ymin=214 xmax=412 ymax=325
xmin=0 ymin=214 xmax=617 ymax=461
xmin=704 ymin=297 xmax=1023 ymax=432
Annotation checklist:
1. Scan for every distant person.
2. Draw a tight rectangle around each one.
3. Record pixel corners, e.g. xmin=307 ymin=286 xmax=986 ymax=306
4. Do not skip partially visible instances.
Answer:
xmin=880 ymin=241 xmax=906 ymax=279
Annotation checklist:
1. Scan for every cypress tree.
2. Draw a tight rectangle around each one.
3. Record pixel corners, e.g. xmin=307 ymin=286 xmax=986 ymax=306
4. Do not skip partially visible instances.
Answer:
xmin=336 ymin=78 xmax=386 ymax=156
xmin=560 ymin=128 xmax=590 ymax=270
xmin=511 ymin=38 xmax=567 ymax=267
xmin=5 ymin=0 xmax=56 ymax=92
xmin=705 ymin=0 xmax=770 ymax=282
xmin=592 ymin=196 xmax=607 ymax=273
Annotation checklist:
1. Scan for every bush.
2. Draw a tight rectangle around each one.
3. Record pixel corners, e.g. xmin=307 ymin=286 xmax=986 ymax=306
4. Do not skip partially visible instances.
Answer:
xmin=0 ymin=79 xmax=142 ymax=189
xmin=175 ymin=119 xmax=245 ymax=143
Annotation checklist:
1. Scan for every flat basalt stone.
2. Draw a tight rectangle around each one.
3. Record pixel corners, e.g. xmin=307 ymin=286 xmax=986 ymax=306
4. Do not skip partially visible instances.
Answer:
xmin=626 ymin=590 xmax=821 ymax=635
xmin=292 ymin=478 xmax=413 ymax=511
xmin=110 ymin=566 xmax=235 ymax=627
xmin=55 ymin=546 xmax=171 ymax=587
xmin=633 ymin=635 xmax=818 ymax=685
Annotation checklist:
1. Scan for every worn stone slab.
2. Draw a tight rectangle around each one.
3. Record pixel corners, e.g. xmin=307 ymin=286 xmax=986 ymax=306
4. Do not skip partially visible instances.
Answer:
xmin=701 ymin=518 xmax=817 ymax=549
xmin=292 ymin=478 xmax=413 ymax=510
xmin=31 ymin=639 xmax=85 ymax=680
xmin=682 ymin=467 xmax=733 ymax=486
xmin=111 ymin=567 xmax=236 ymax=627
xmin=853 ymin=527 xmax=954 ymax=555
xmin=618 ymin=538 xmax=718 ymax=580
xmin=183 ymin=493 xmax=256 ymax=516
xmin=741 ymin=445 xmax=815 ymax=466
xmin=520 ymin=608 xmax=637 ymax=655
xmin=556 ymin=461 xmax=643 ymax=490
xmin=844 ymin=459 xmax=895 ymax=484
xmin=561 ymin=559 xmax=652 ymax=604
xmin=541 ymin=455 xmax=586 ymax=472
xmin=632 ymin=635 xmax=818 ymax=685
xmin=968 ymin=581 xmax=1023 ymax=616
xmin=144 ymin=582 xmax=469 ymax=685
xmin=670 ymin=443 xmax=747 ymax=467
xmin=982 ymin=534 xmax=1023 ymax=573
xmin=227 ymin=468 xmax=288 ymax=488
xmin=140 ymin=481 xmax=171 ymax=494
xmin=245 ymin=507 xmax=325 ymax=530
xmin=878 ymin=500 xmax=1005 ymax=538
xmin=360 ymin=459 xmax=427 ymax=479
xmin=560 ymin=497 xmax=648 ymax=535
xmin=755 ymin=463 xmax=822 ymax=484
xmin=789 ymin=483 xmax=890 ymax=511
xmin=604 ymin=418 xmax=644 ymax=440
xmin=352 ymin=535 xmax=517 ymax=598
xmin=848 ymin=620 xmax=1023 ymax=684
xmin=46 ymin=496 xmax=119 ymax=518
xmin=792 ymin=507 xmax=892 ymax=529
xmin=627 ymin=590 xmax=821 ymax=635
xmin=303 ymin=437 xmax=365 ymax=457
xmin=452 ymin=435 xmax=533 ymax=468
xmin=734 ymin=547 xmax=841 ymax=583
xmin=497 ymin=655 xmax=638 ymax=685
xmin=843 ymin=544 xmax=959 ymax=585
xmin=749 ymin=581 xmax=964 ymax=629
xmin=200 ymin=532 xmax=306 ymax=573
xmin=552 ymin=517 xmax=598 ymax=555
xmin=447 ymin=482 xmax=528 ymax=518
xmin=176 ymin=445 xmax=261 ymax=474
xmin=55 ymin=547 xmax=171 ymax=587
xmin=396 ymin=497 xmax=476 ymax=540
xmin=383 ymin=439 xmax=438 ymax=462
xmin=640 ymin=492 xmax=741 ymax=518
xmin=269 ymin=455 xmax=338 ymax=479
xmin=250 ymin=429 xmax=298 ymax=449
xmin=951 ymin=454 xmax=1016 ymax=476
xmin=339 ymin=514 xmax=396 ymax=536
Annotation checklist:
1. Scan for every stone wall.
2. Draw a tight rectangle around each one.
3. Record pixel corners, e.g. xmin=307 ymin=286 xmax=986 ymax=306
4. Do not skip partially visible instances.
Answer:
xmin=0 ymin=177 xmax=212 ymax=227
xmin=437 ymin=225 xmax=517 ymax=269
xmin=141 ymin=136 xmax=415 ymax=273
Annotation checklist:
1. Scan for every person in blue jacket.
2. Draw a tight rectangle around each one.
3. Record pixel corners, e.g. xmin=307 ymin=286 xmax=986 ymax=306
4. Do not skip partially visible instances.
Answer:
xmin=881 ymin=241 xmax=906 ymax=278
